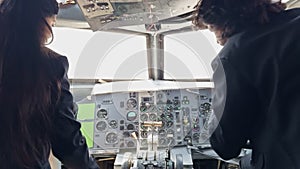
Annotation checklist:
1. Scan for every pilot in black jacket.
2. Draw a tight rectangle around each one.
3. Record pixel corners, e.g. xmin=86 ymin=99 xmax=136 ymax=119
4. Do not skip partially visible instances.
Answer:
xmin=194 ymin=0 xmax=300 ymax=168
xmin=0 ymin=0 xmax=100 ymax=168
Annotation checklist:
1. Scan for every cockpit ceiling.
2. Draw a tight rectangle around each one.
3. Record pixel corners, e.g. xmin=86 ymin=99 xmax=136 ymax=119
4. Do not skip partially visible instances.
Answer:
xmin=56 ymin=0 xmax=300 ymax=31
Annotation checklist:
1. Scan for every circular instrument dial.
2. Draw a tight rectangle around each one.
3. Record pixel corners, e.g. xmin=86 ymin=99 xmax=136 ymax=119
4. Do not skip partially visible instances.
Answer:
xmin=96 ymin=121 xmax=107 ymax=132
xmin=127 ymin=124 xmax=135 ymax=130
xmin=127 ymin=140 xmax=135 ymax=147
xmin=141 ymin=131 xmax=148 ymax=138
xmin=97 ymin=109 xmax=108 ymax=119
xmin=158 ymin=129 xmax=167 ymax=137
xmin=127 ymin=111 xmax=137 ymax=121
xmin=109 ymin=120 xmax=118 ymax=129
xmin=159 ymin=138 xmax=167 ymax=146
xmin=127 ymin=99 xmax=137 ymax=109
xmin=140 ymin=114 xmax=148 ymax=121
xmin=105 ymin=132 xmax=118 ymax=144
xmin=149 ymin=113 xmax=157 ymax=121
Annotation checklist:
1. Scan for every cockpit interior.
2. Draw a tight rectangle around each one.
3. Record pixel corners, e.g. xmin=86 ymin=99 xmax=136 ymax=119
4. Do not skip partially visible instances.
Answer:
xmin=47 ymin=0 xmax=300 ymax=168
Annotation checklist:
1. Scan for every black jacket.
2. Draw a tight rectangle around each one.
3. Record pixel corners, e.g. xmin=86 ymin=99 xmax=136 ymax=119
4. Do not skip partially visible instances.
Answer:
xmin=210 ymin=8 xmax=300 ymax=169
xmin=32 ymin=50 xmax=100 ymax=169
xmin=48 ymin=54 xmax=99 ymax=169
xmin=0 ymin=48 xmax=100 ymax=168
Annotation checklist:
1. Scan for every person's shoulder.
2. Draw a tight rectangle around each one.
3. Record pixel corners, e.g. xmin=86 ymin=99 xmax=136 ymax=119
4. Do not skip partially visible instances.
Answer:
xmin=43 ymin=47 xmax=69 ymax=77
xmin=44 ymin=47 xmax=68 ymax=64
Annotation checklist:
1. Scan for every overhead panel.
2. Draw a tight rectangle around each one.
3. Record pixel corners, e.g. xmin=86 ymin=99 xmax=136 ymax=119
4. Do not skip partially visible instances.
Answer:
xmin=76 ymin=0 xmax=199 ymax=31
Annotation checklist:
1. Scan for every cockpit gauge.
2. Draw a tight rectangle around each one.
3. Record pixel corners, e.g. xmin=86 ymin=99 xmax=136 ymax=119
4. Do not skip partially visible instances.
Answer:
xmin=159 ymin=138 xmax=167 ymax=146
xmin=123 ymin=131 xmax=131 ymax=138
xmin=149 ymin=113 xmax=157 ymax=121
xmin=127 ymin=111 xmax=137 ymax=121
xmin=166 ymin=121 xmax=174 ymax=128
xmin=106 ymin=132 xmax=118 ymax=144
xmin=96 ymin=121 xmax=107 ymax=132
xmin=127 ymin=141 xmax=135 ymax=147
xmin=127 ymin=124 xmax=135 ymax=130
xmin=140 ymin=114 xmax=148 ymax=121
xmin=158 ymin=129 xmax=167 ymax=137
xmin=109 ymin=120 xmax=118 ymax=129
xmin=167 ymin=138 xmax=176 ymax=146
xmin=127 ymin=98 xmax=137 ymax=109
xmin=141 ymin=131 xmax=148 ymax=138
xmin=97 ymin=109 xmax=108 ymax=119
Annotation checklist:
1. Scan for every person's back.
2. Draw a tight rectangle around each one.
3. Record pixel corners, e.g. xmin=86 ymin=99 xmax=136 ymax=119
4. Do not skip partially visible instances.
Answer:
xmin=0 ymin=0 xmax=99 ymax=168
xmin=254 ymin=9 xmax=300 ymax=168
xmin=193 ymin=0 xmax=300 ymax=168
xmin=215 ymin=8 xmax=300 ymax=169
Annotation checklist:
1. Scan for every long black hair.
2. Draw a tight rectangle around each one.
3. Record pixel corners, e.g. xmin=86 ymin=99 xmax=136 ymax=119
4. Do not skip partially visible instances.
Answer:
xmin=193 ymin=0 xmax=286 ymax=39
xmin=0 ymin=0 xmax=60 ymax=168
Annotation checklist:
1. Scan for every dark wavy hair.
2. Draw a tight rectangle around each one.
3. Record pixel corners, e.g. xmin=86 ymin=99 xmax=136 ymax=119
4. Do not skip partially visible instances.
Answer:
xmin=193 ymin=0 xmax=286 ymax=39
xmin=0 ymin=0 xmax=59 ymax=168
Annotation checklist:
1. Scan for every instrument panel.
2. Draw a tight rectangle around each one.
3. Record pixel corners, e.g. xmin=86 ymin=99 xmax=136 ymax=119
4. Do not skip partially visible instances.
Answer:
xmin=78 ymin=88 xmax=212 ymax=151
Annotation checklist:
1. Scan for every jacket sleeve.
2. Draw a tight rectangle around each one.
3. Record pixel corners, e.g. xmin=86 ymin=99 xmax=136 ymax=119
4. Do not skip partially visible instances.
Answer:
xmin=50 ymin=56 xmax=100 ymax=169
xmin=209 ymin=56 xmax=256 ymax=160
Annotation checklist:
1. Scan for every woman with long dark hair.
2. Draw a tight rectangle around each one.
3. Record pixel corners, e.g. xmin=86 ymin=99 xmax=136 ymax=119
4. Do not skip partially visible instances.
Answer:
xmin=193 ymin=0 xmax=300 ymax=168
xmin=0 ymin=0 xmax=99 ymax=168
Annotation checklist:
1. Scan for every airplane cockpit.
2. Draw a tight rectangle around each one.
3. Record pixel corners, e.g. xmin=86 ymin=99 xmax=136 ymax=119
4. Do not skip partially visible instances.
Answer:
xmin=48 ymin=0 xmax=300 ymax=168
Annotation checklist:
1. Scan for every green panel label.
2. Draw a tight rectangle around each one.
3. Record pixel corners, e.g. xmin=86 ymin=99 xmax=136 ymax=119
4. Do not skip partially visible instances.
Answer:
xmin=80 ymin=122 xmax=94 ymax=148
xmin=77 ymin=103 xmax=96 ymax=148
xmin=77 ymin=103 xmax=95 ymax=120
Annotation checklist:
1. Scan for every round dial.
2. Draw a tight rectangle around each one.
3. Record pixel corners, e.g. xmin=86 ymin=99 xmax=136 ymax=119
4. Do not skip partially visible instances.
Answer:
xmin=105 ymin=132 xmax=118 ymax=144
xmin=159 ymin=138 xmax=167 ymax=146
xmin=123 ymin=131 xmax=130 ymax=138
xmin=167 ymin=138 xmax=176 ymax=146
xmin=166 ymin=121 xmax=174 ymax=128
xmin=127 ymin=140 xmax=135 ymax=147
xmin=127 ymin=111 xmax=137 ymax=121
xmin=109 ymin=120 xmax=118 ymax=129
xmin=97 ymin=109 xmax=108 ymax=119
xmin=127 ymin=124 xmax=135 ymax=130
xmin=127 ymin=99 xmax=137 ymax=109
xmin=165 ymin=113 xmax=174 ymax=120
xmin=140 ymin=114 xmax=148 ymax=121
xmin=149 ymin=113 xmax=157 ymax=121
xmin=158 ymin=129 xmax=167 ymax=137
xmin=140 ymin=131 xmax=148 ymax=138
xmin=96 ymin=121 xmax=107 ymax=132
